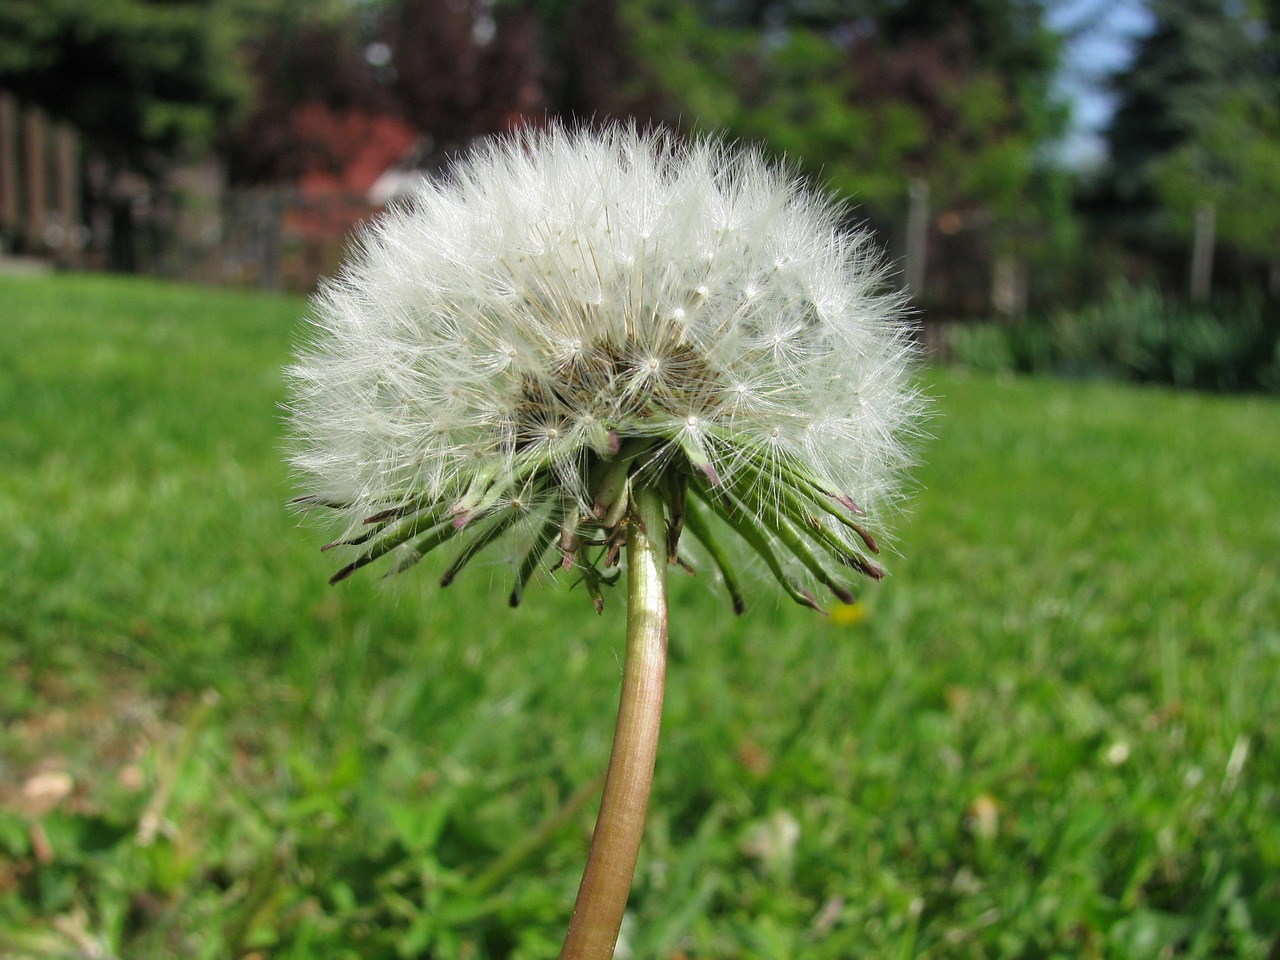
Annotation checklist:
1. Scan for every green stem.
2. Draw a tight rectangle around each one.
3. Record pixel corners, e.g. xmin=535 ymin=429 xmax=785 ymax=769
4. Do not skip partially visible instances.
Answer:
xmin=559 ymin=483 xmax=669 ymax=960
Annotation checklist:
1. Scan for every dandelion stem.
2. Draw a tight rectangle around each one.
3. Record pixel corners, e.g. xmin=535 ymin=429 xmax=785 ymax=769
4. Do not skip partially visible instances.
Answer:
xmin=560 ymin=482 xmax=668 ymax=960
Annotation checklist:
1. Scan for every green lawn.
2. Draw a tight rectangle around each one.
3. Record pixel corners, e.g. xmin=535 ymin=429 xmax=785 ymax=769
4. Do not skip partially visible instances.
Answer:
xmin=1 ymin=274 xmax=1277 ymax=959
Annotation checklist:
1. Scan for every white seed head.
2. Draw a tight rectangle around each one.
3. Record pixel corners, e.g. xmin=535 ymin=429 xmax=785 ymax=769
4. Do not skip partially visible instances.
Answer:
xmin=288 ymin=125 xmax=922 ymax=604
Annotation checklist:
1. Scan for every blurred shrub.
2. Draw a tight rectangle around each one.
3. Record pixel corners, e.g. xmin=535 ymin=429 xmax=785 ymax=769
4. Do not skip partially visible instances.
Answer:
xmin=947 ymin=285 xmax=1280 ymax=393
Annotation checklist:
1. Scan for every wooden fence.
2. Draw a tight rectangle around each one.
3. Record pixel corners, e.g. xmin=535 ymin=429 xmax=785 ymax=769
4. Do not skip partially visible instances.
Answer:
xmin=0 ymin=93 xmax=83 ymax=266
xmin=9 ymin=88 xmax=1255 ymax=307
xmin=0 ymin=89 xmax=1052 ymax=307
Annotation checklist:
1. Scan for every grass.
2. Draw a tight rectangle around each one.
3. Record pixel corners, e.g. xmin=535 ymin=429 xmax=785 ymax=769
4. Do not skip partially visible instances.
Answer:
xmin=1 ymin=273 xmax=1278 ymax=959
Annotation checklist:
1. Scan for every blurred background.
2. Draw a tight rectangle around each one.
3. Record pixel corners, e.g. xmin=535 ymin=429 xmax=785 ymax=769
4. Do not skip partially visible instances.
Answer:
xmin=2 ymin=0 xmax=1277 ymax=318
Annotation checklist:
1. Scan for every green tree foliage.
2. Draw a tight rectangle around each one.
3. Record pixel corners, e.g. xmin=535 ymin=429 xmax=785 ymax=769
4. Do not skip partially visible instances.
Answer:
xmin=625 ymin=0 xmax=1069 ymax=228
xmin=0 ymin=0 xmax=252 ymax=173
xmin=1105 ymin=0 xmax=1271 ymax=204
xmin=1156 ymin=94 xmax=1280 ymax=264
xmin=1106 ymin=0 xmax=1279 ymax=271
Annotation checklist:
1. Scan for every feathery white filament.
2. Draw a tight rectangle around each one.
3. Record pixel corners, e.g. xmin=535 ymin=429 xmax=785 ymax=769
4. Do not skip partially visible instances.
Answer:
xmin=288 ymin=125 xmax=920 ymax=584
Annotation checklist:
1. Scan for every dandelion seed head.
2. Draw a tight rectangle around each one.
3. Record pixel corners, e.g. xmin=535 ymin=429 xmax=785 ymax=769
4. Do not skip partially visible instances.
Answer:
xmin=288 ymin=124 xmax=923 ymax=607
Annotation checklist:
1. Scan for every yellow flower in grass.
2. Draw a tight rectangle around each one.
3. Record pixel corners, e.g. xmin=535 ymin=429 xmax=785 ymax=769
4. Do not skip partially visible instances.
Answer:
xmin=830 ymin=601 xmax=870 ymax=626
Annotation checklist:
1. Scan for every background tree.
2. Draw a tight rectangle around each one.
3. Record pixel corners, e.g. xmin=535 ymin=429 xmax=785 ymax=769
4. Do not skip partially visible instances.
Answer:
xmin=1104 ymin=0 xmax=1270 ymax=210
xmin=1155 ymin=95 xmax=1280 ymax=287
xmin=220 ymin=4 xmax=401 ymax=184
xmin=623 ymin=0 xmax=1073 ymax=311
xmin=382 ymin=0 xmax=544 ymax=153
xmin=221 ymin=0 xmax=654 ymax=184
xmin=627 ymin=0 xmax=1066 ymax=215
xmin=0 ymin=0 xmax=252 ymax=174
xmin=1102 ymin=0 xmax=1278 ymax=291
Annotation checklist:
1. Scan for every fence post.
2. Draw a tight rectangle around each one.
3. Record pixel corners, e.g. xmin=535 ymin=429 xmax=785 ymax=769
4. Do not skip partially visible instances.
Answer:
xmin=22 ymin=104 xmax=46 ymax=253
xmin=1189 ymin=202 xmax=1215 ymax=304
xmin=991 ymin=252 xmax=1026 ymax=319
xmin=259 ymin=188 xmax=283 ymax=292
xmin=904 ymin=178 xmax=929 ymax=300
xmin=0 ymin=93 xmax=18 ymax=243
xmin=54 ymin=122 xmax=79 ymax=266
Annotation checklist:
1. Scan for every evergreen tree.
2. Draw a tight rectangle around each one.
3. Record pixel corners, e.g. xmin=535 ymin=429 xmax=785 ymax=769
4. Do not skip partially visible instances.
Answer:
xmin=1104 ymin=0 xmax=1279 ymax=286
xmin=1156 ymin=92 xmax=1280 ymax=270
xmin=1105 ymin=0 xmax=1269 ymax=205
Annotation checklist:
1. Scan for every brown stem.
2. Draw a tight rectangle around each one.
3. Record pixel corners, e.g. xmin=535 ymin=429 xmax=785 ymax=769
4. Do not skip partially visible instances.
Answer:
xmin=559 ymin=483 xmax=669 ymax=960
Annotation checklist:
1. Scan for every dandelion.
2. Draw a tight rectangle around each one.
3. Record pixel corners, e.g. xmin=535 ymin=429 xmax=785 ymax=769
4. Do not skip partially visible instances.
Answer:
xmin=287 ymin=124 xmax=922 ymax=959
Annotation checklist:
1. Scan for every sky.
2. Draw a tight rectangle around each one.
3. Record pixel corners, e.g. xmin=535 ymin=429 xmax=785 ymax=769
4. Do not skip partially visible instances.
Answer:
xmin=1048 ymin=0 xmax=1155 ymax=167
